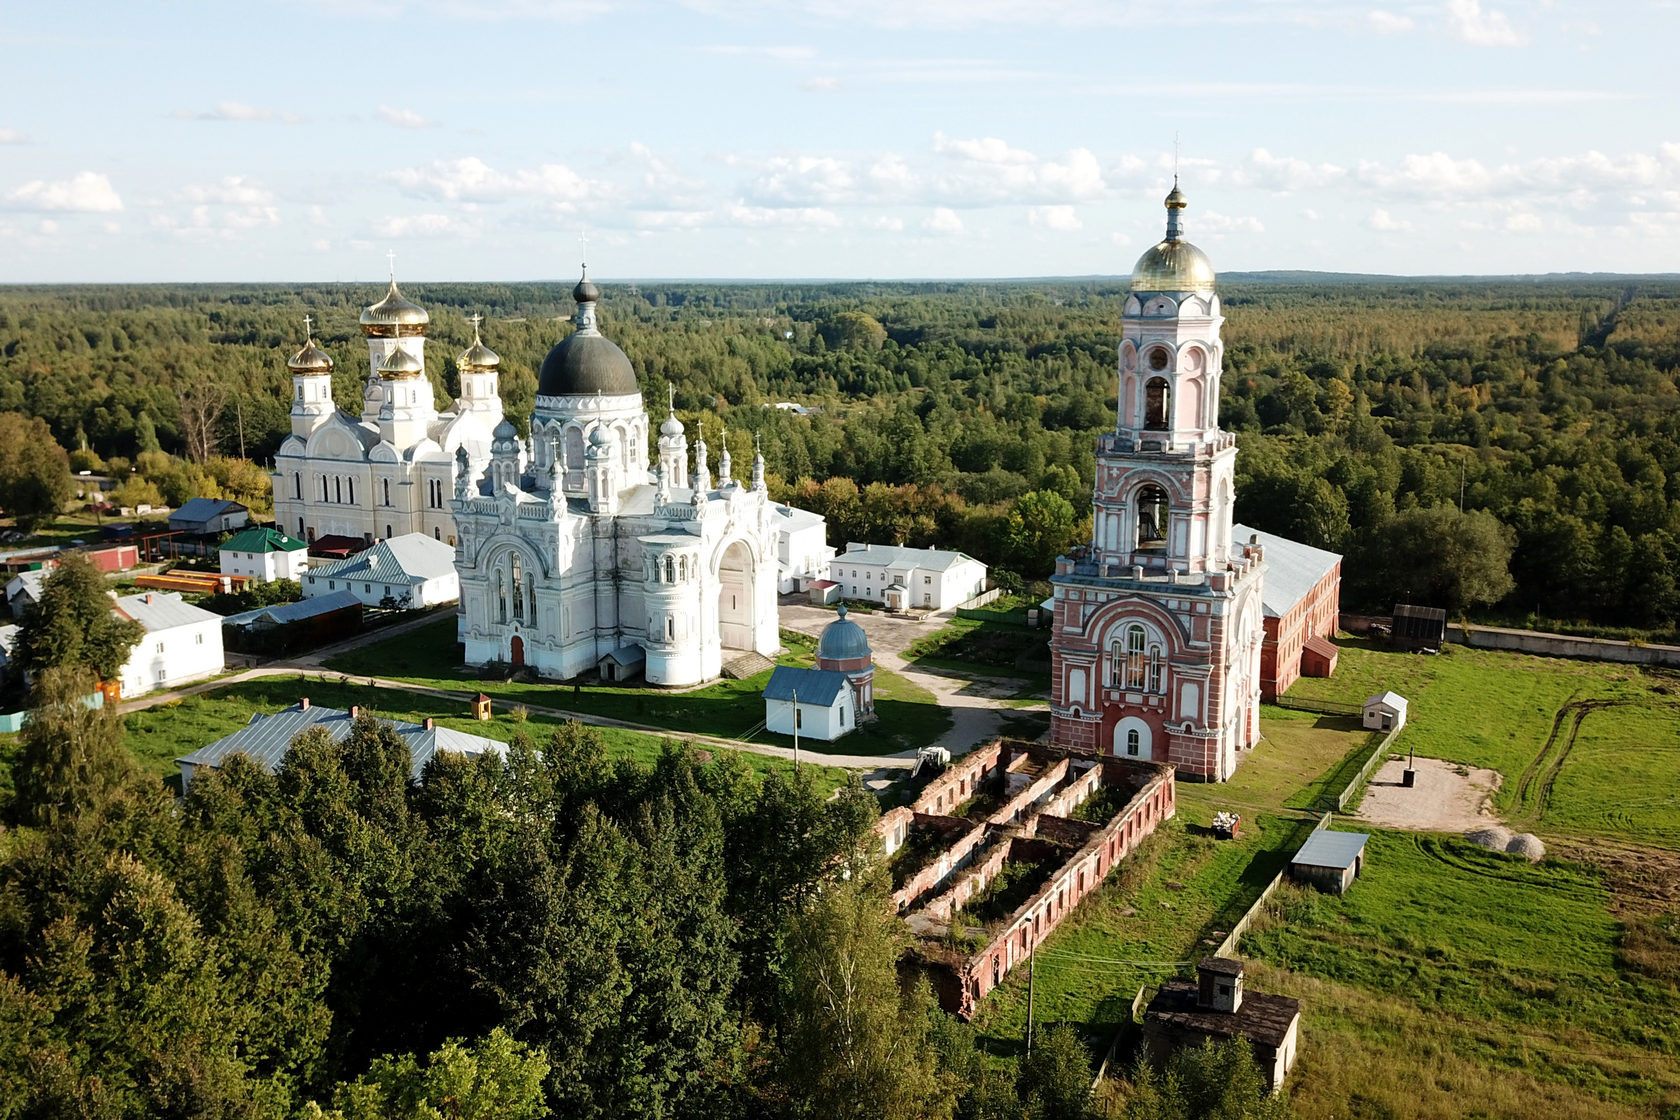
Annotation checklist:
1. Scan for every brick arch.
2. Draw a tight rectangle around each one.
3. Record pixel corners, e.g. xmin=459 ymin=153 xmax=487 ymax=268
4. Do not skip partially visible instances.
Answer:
xmin=1079 ymin=596 xmax=1191 ymax=653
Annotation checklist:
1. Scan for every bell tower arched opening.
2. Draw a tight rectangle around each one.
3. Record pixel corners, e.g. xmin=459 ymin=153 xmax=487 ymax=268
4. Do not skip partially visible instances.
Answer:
xmin=1135 ymin=485 xmax=1169 ymax=552
xmin=1144 ymin=376 xmax=1171 ymax=430
xmin=717 ymin=540 xmax=756 ymax=651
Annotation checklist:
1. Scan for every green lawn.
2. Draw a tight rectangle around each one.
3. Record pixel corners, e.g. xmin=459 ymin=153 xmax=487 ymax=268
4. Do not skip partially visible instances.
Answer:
xmin=1241 ymin=830 xmax=1680 ymax=1119
xmin=123 ymin=675 xmax=850 ymax=792
xmin=1285 ymin=637 xmax=1680 ymax=844
xmin=324 ymin=617 xmax=950 ymax=757
xmin=902 ymin=600 xmax=1051 ymax=685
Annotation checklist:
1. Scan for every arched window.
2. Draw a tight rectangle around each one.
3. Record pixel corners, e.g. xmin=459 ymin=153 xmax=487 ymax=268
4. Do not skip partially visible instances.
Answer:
xmin=565 ymin=428 xmax=585 ymax=474
xmin=383 ymin=479 xmax=391 ymax=506
xmin=526 ymin=575 xmax=536 ymax=622
xmin=1126 ymin=625 xmax=1146 ymax=689
xmin=1136 ymin=486 xmax=1168 ymax=550
xmin=1148 ymin=645 xmax=1163 ymax=693
xmin=384 ymin=524 xmax=392 ymax=539
xmin=347 ymin=478 xmax=355 ymax=505
xmin=320 ymin=476 xmax=328 ymax=502
xmin=496 ymin=571 xmax=507 ymax=624
xmin=298 ymin=517 xmax=305 ymax=537
xmin=434 ymin=527 xmax=441 ymax=540
xmin=293 ymin=472 xmax=301 ymax=499
xmin=334 ymin=477 xmax=342 ymax=504
xmin=511 ymin=554 xmax=524 ymax=621
xmin=1109 ymin=639 xmax=1123 ymax=687
xmin=1126 ymin=729 xmax=1140 ymax=757
xmin=1144 ymin=376 xmax=1171 ymax=430
xmin=664 ymin=555 xmax=675 ymax=583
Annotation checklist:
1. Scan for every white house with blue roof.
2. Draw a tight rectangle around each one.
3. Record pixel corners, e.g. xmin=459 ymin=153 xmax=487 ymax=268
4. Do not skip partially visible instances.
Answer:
xmin=764 ymin=665 xmax=856 ymax=741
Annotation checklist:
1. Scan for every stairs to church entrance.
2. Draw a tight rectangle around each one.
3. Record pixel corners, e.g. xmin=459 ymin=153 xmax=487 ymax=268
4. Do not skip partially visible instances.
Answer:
xmin=723 ymin=651 xmax=775 ymax=680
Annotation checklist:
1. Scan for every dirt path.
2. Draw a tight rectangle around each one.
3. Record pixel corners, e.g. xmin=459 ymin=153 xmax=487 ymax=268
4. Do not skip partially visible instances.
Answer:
xmin=1355 ymin=756 xmax=1505 ymax=833
xmin=777 ymin=601 xmax=1038 ymax=757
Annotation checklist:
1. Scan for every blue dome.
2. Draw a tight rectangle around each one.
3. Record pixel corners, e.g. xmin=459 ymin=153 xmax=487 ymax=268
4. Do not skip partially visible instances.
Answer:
xmin=817 ymin=605 xmax=871 ymax=661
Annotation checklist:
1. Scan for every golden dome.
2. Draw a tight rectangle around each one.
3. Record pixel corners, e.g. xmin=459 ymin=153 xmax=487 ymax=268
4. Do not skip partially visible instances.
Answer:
xmin=360 ymin=278 xmax=430 ymax=334
xmin=287 ymin=336 xmax=333 ymax=373
xmin=1131 ymin=239 xmax=1216 ymax=291
xmin=456 ymin=316 xmax=500 ymax=372
xmin=378 ymin=346 xmax=426 ymax=380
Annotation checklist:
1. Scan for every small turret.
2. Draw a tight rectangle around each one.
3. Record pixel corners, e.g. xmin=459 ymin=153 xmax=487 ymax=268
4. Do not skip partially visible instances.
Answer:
xmin=751 ymin=432 xmax=767 ymax=493
xmin=718 ymin=426 xmax=733 ymax=486
xmin=693 ymin=424 xmax=712 ymax=492
xmin=288 ymin=315 xmax=336 ymax=439
xmin=454 ymin=445 xmax=473 ymax=500
xmin=586 ymin=424 xmax=619 ymax=514
xmin=489 ymin=418 xmax=521 ymax=490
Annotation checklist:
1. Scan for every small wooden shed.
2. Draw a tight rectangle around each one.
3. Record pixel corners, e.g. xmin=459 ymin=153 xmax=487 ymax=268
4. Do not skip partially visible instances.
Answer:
xmin=1290 ymin=830 xmax=1370 ymax=895
xmin=1363 ymin=691 xmax=1408 ymax=733
xmin=1391 ymin=603 xmax=1447 ymax=652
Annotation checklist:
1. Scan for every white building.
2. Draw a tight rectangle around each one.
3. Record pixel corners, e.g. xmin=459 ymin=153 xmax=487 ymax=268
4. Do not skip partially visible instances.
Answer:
xmin=271 ymin=280 xmax=506 ymax=548
xmin=219 ymin=526 xmax=309 ymax=583
xmin=302 ymin=533 xmax=458 ymax=609
xmin=770 ymin=503 xmax=834 ymax=593
xmin=764 ymin=665 xmax=856 ymax=741
xmin=452 ymin=272 xmax=825 ymax=687
xmin=1363 ymin=691 xmax=1408 ymax=732
xmin=6 ymin=569 xmax=50 ymax=616
xmin=830 ymin=543 xmax=987 ymax=612
xmin=113 ymin=591 xmax=224 ymax=698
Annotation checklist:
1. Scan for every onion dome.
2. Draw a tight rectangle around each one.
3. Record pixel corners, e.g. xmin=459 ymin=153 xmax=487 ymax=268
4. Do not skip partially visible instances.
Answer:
xmin=378 ymin=346 xmax=426 ymax=380
xmin=816 ymin=605 xmax=872 ymax=662
xmin=660 ymin=412 xmax=685 ymax=437
xmin=1130 ymin=180 xmax=1216 ymax=292
xmin=287 ymin=327 xmax=333 ymax=373
xmin=360 ymin=277 xmax=430 ymax=334
xmin=491 ymin=417 xmax=520 ymax=455
xmin=537 ymin=270 xmax=638 ymax=397
xmin=456 ymin=316 xmax=500 ymax=372
xmin=588 ymin=424 xmax=613 ymax=450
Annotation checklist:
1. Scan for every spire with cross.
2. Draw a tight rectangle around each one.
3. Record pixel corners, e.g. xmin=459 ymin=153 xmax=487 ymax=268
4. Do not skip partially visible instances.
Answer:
xmin=469 ymin=311 xmax=483 ymax=340
xmin=386 ymin=249 xmax=397 ymax=282
xmin=302 ymin=313 xmax=313 ymax=340
xmin=579 ymin=230 xmax=589 ymax=276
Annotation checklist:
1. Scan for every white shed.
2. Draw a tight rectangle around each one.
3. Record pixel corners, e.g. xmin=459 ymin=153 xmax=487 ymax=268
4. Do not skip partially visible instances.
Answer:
xmin=1363 ymin=691 xmax=1408 ymax=733
xmin=764 ymin=665 xmax=857 ymax=742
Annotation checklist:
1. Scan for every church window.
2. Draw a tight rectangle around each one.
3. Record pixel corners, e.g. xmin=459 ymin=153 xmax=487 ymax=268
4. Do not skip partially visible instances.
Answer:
xmin=334 ymin=477 xmax=342 ymax=504
xmin=1109 ymin=639 xmax=1123 ymax=686
xmin=383 ymin=479 xmax=391 ymax=506
xmin=1148 ymin=645 xmax=1163 ymax=693
xmin=512 ymin=555 xmax=525 ymax=621
xmin=298 ymin=517 xmax=305 ymax=537
xmin=526 ymin=577 xmax=535 ymax=622
xmin=667 ymin=616 xmax=675 ymax=640
xmin=1126 ymin=625 xmax=1146 ymax=689
xmin=348 ymin=478 xmax=355 ymax=504
xmin=1136 ymin=486 xmax=1169 ymax=550
xmin=496 ymin=571 xmax=508 ymax=624
xmin=1148 ymin=347 xmax=1169 ymax=372
xmin=1144 ymin=377 xmax=1171 ymax=430
xmin=320 ymin=476 xmax=329 ymax=502
xmin=385 ymin=525 xmax=392 ymax=539
xmin=448 ymin=536 xmax=455 ymax=547
xmin=1127 ymin=729 xmax=1140 ymax=756
xmin=293 ymin=473 xmax=301 ymax=500
xmin=665 ymin=555 xmax=675 ymax=583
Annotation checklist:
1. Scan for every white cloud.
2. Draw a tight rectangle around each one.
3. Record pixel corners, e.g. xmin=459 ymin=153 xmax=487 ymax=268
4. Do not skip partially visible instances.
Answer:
xmin=1366 ymin=208 xmax=1412 ymax=232
xmin=1356 ymin=151 xmax=1495 ymax=198
xmin=1197 ymin=211 xmax=1265 ymax=236
xmin=1445 ymin=0 xmax=1527 ymax=47
xmin=1238 ymin=148 xmax=1347 ymax=192
xmin=375 ymin=213 xmax=478 ymax=238
xmin=1505 ymin=212 xmax=1543 ymax=233
xmin=176 ymin=176 xmax=273 ymax=206
xmin=746 ymin=155 xmax=856 ymax=205
xmin=934 ymin=132 xmax=1035 ymax=165
xmin=725 ymin=203 xmax=840 ymax=229
xmin=800 ymin=76 xmax=841 ymax=92
xmin=1028 ymin=205 xmax=1082 ymax=232
xmin=922 ymin=207 xmax=963 ymax=234
xmin=1367 ymin=9 xmax=1414 ymax=34
xmin=4 ymin=171 xmax=123 ymax=213
xmin=389 ymin=156 xmax=594 ymax=204
xmin=377 ymin=106 xmax=434 ymax=129
xmin=172 ymin=101 xmax=300 ymax=123
xmin=860 ymin=215 xmax=904 ymax=231
xmin=0 ymin=128 xmax=25 ymax=144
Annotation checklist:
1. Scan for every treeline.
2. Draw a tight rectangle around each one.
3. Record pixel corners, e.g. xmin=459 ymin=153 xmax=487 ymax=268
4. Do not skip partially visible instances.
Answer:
xmin=3 ymin=277 xmax=1678 ymax=629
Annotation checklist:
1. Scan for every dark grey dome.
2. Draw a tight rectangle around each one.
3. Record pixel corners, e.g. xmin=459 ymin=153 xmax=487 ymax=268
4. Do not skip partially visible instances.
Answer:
xmin=817 ymin=605 xmax=871 ymax=662
xmin=538 ymin=332 xmax=638 ymax=396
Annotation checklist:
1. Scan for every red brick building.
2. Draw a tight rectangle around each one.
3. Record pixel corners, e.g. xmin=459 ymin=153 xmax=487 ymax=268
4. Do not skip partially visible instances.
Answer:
xmin=1232 ymin=525 xmax=1342 ymax=699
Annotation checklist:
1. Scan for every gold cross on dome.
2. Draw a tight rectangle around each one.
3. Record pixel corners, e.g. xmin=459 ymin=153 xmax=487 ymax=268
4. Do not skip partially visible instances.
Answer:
xmin=302 ymin=313 xmax=313 ymax=337
xmin=386 ymin=249 xmax=397 ymax=280
xmin=469 ymin=311 xmax=483 ymax=336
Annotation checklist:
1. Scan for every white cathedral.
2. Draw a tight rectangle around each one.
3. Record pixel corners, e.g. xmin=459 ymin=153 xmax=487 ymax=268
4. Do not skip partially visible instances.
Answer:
xmin=274 ymin=270 xmax=808 ymax=688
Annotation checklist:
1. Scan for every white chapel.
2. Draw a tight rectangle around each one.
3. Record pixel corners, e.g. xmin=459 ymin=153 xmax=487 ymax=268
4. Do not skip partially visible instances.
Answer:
xmin=451 ymin=271 xmax=808 ymax=687
xmin=272 ymin=275 xmax=505 ymax=547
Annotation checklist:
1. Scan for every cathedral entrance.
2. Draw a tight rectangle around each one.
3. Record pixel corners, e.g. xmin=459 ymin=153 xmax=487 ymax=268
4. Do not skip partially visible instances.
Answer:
xmin=717 ymin=540 xmax=755 ymax=650
xmin=510 ymin=635 xmax=524 ymax=667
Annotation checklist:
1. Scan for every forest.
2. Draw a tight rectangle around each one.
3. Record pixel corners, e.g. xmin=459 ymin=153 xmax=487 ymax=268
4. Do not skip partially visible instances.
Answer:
xmin=2 ymin=274 xmax=1678 ymax=632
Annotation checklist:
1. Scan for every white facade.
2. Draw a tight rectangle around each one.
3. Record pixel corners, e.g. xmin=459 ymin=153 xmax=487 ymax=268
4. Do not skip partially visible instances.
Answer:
xmin=772 ymin=503 xmax=835 ymax=593
xmin=218 ymin=529 xmax=309 ymax=582
xmin=831 ymin=543 xmax=987 ymax=611
xmin=271 ymin=284 xmax=505 ymax=548
xmin=453 ymin=276 xmax=821 ymax=688
xmin=764 ymin=691 xmax=854 ymax=741
xmin=113 ymin=592 xmax=224 ymax=698
xmin=302 ymin=533 xmax=459 ymax=609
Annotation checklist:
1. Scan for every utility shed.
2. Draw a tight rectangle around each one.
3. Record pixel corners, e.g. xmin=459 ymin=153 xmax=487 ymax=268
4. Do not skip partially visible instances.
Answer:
xmin=1143 ymin=958 xmax=1302 ymax=1093
xmin=1391 ymin=603 xmax=1447 ymax=653
xmin=1363 ymin=691 xmax=1407 ymax=732
xmin=1290 ymin=829 xmax=1370 ymax=895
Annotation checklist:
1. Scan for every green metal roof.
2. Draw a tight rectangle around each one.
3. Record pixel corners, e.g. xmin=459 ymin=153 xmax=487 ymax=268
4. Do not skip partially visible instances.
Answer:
xmin=221 ymin=526 xmax=307 ymax=555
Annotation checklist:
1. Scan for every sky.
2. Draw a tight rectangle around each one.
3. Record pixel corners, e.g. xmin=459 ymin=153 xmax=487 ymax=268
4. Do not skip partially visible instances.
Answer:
xmin=1 ymin=0 xmax=1678 ymax=283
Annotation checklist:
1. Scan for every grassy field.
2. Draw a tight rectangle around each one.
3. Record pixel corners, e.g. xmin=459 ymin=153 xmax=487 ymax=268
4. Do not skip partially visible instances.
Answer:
xmin=123 ymin=675 xmax=851 ymax=791
xmin=324 ymin=617 xmax=950 ymax=757
xmin=902 ymin=595 xmax=1051 ymax=685
xmin=1286 ymin=638 xmax=1680 ymax=845
xmin=1241 ymin=830 xmax=1680 ymax=1119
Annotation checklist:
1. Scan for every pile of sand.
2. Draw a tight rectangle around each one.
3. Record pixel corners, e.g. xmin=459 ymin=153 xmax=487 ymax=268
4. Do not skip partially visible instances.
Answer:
xmin=1463 ymin=826 xmax=1546 ymax=862
xmin=1464 ymin=825 xmax=1513 ymax=851
xmin=1505 ymin=833 xmax=1546 ymax=862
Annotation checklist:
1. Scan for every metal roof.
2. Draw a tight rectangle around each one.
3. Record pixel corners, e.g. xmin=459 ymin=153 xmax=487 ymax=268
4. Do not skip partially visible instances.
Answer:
xmin=171 ymin=498 xmax=248 ymax=524
xmin=177 ymin=702 xmax=504 ymax=782
xmin=764 ymin=665 xmax=848 ymax=707
xmin=772 ymin=504 xmax=826 ymax=533
xmin=600 ymin=644 xmax=646 ymax=667
xmin=114 ymin=591 xmax=222 ymax=633
xmin=1291 ymin=829 xmax=1369 ymax=871
xmin=221 ymin=526 xmax=307 ymax=554
xmin=1365 ymin=691 xmax=1407 ymax=710
xmin=306 ymin=533 xmax=456 ymax=586
xmin=1231 ymin=523 xmax=1341 ymax=619
xmin=835 ymin=543 xmax=983 ymax=573
xmin=816 ymin=606 xmax=871 ymax=661
xmin=221 ymin=590 xmax=362 ymax=628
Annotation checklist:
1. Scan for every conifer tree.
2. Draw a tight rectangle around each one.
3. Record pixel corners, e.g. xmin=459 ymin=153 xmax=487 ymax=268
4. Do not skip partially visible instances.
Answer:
xmin=12 ymin=554 xmax=145 ymax=683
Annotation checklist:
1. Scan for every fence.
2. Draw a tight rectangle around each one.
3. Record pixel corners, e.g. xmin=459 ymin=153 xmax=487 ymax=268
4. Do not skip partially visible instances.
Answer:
xmin=1272 ymin=694 xmax=1360 ymax=718
xmin=952 ymin=587 xmax=1004 ymax=613
xmin=1335 ymin=725 xmax=1403 ymax=813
